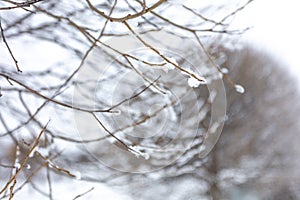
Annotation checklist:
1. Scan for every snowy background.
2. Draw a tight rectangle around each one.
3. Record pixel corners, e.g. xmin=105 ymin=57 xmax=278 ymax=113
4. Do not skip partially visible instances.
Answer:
xmin=1 ymin=0 xmax=300 ymax=199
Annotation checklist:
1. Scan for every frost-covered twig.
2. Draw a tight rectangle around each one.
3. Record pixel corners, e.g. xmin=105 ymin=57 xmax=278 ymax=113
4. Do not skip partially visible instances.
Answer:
xmin=0 ymin=121 xmax=49 ymax=196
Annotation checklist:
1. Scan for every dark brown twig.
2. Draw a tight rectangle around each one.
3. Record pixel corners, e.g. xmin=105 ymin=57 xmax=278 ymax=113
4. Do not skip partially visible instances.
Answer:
xmin=72 ymin=187 xmax=94 ymax=200
xmin=0 ymin=73 xmax=115 ymax=113
xmin=91 ymin=112 xmax=141 ymax=156
xmin=0 ymin=19 xmax=21 ymax=72
xmin=0 ymin=0 xmax=45 ymax=10
xmin=86 ymin=0 xmax=166 ymax=22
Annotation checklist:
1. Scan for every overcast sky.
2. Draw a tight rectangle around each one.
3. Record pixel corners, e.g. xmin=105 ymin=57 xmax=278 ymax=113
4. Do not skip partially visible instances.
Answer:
xmin=236 ymin=0 xmax=300 ymax=83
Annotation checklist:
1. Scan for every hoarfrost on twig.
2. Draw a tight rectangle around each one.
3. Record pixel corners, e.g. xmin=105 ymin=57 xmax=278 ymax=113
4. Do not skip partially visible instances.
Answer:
xmin=234 ymin=84 xmax=245 ymax=94
xmin=129 ymin=145 xmax=150 ymax=160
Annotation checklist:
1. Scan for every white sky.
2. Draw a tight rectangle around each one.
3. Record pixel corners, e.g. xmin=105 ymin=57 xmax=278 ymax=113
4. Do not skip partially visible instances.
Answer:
xmin=235 ymin=0 xmax=300 ymax=82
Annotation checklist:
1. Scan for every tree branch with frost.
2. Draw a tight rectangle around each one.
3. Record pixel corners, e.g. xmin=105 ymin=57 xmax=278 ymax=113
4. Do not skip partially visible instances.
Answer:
xmin=91 ymin=112 xmax=144 ymax=158
xmin=0 ymin=121 xmax=49 ymax=196
xmin=123 ymin=56 xmax=167 ymax=94
xmin=0 ymin=0 xmax=255 ymax=197
xmin=35 ymin=151 xmax=78 ymax=178
xmin=123 ymin=20 xmax=207 ymax=84
xmin=193 ymin=32 xmax=245 ymax=93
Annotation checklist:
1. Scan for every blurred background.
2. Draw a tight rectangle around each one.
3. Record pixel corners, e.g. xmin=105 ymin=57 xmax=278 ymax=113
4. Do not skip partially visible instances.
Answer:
xmin=0 ymin=0 xmax=300 ymax=199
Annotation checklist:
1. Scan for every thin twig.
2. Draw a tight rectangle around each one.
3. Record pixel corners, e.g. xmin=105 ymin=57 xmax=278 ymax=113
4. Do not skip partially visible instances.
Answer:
xmin=212 ymin=0 xmax=254 ymax=29
xmin=123 ymin=21 xmax=206 ymax=83
xmin=123 ymin=56 xmax=166 ymax=94
xmin=182 ymin=5 xmax=226 ymax=26
xmin=0 ymin=152 xmax=62 ymax=199
xmin=0 ymin=163 xmax=16 ymax=169
xmin=72 ymin=187 xmax=95 ymax=200
xmin=0 ymin=19 xmax=21 ymax=72
xmin=108 ymin=75 xmax=161 ymax=111
xmin=193 ymin=32 xmax=236 ymax=87
xmin=86 ymin=0 xmax=166 ymax=22
xmin=0 ymin=121 xmax=49 ymax=195
xmin=46 ymin=166 xmax=53 ymax=200
xmin=0 ymin=0 xmax=45 ymax=10
xmin=91 ymin=112 xmax=140 ymax=155
xmin=0 ymin=73 xmax=115 ymax=113
xmin=35 ymin=151 xmax=77 ymax=178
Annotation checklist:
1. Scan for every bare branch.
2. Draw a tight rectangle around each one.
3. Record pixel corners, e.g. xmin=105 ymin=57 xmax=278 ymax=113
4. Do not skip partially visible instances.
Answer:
xmin=123 ymin=21 xmax=206 ymax=83
xmin=86 ymin=0 xmax=166 ymax=22
xmin=0 ymin=121 xmax=49 ymax=195
xmin=0 ymin=19 xmax=21 ymax=72
xmin=0 ymin=0 xmax=45 ymax=10
xmin=91 ymin=112 xmax=143 ymax=156
xmin=72 ymin=187 xmax=94 ymax=200
xmin=0 ymin=73 xmax=116 ymax=113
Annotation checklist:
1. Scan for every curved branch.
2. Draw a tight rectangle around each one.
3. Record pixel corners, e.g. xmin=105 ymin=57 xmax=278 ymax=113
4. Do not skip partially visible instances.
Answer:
xmin=0 ymin=73 xmax=112 ymax=113
xmin=86 ymin=0 xmax=166 ymax=22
